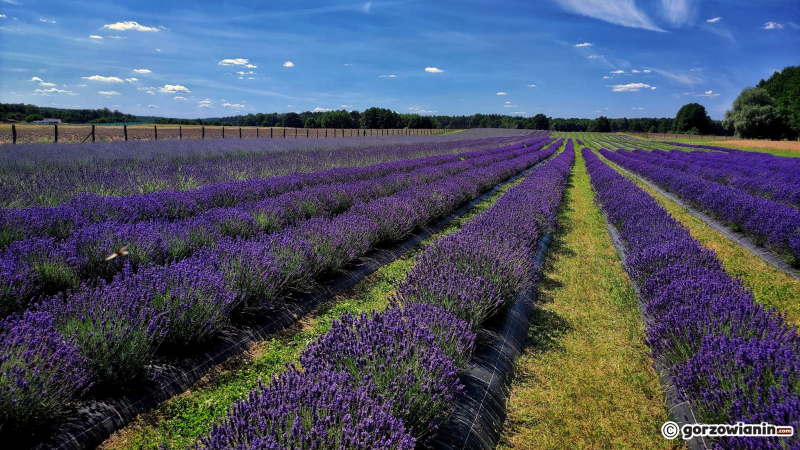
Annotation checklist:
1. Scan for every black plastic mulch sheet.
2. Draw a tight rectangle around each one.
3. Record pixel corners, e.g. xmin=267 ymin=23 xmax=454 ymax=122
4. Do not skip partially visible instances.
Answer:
xmin=432 ymin=233 xmax=552 ymax=450
xmin=16 ymin=152 xmax=555 ymax=450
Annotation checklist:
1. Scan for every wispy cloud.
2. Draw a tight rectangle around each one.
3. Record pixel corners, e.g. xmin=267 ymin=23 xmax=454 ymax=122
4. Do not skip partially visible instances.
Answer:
xmin=611 ymin=70 xmax=625 ymax=74
xmin=174 ymin=96 xmax=187 ymax=100
xmin=496 ymin=92 xmax=507 ymax=95
xmin=552 ymin=0 xmax=664 ymax=31
xmin=223 ymin=103 xmax=246 ymax=108
xmin=631 ymin=69 xmax=641 ymax=73
xmin=707 ymin=17 xmax=721 ymax=23
xmin=148 ymin=104 xmax=158 ymax=108
xmin=643 ymin=69 xmax=652 ymax=73
xmin=89 ymin=35 xmax=103 ymax=39
xmin=0 ymin=14 xmax=6 ymax=18
xmin=527 ymin=84 xmax=537 ymax=87
xmin=660 ymin=0 xmax=692 ymax=26
xmin=133 ymin=69 xmax=151 ymax=74
xmin=341 ymin=104 xmax=353 ymax=108
xmin=313 ymin=107 xmax=333 ymax=112
xmin=236 ymin=71 xmax=255 ymax=75
xmin=39 ymin=18 xmax=55 ymax=24
xmin=109 ymin=36 xmax=127 ymax=39
xmin=425 ymin=67 xmax=444 ymax=73
xmin=363 ymin=1 xmax=372 ymax=13
xmin=98 ymin=90 xmax=120 ymax=96
xmin=408 ymin=107 xmax=438 ymax=114
xmin=283 ymin=61 xmax=294 ymax=67
xmin=82 ymin=75 xmax=123 ymax=83
xmin=103 ymin=21 xmax=158 ymax=32
xmin=379 ymin=74 xmax=397 ymax=78
xmin=648 ymin=68 xmax=701 ymax=86
xmin=34 ymin=88 xmax=74 ymax=96
xmin=608 ymin=82 xmax=657 ymax=92
xmin=574 ymin=42 xmax=593 ymax=47
xmin=198 ymin=99 xmax=213 ymax=108
xmin=125 ymin=78 xmax=138 ymax=82
xmin=762 ymin=22 xmax=784 ymax=30
xmin=158 ymin=84 xmax=190 ymax=94
xmin=588 ymin=54 xmax=603 ymax=59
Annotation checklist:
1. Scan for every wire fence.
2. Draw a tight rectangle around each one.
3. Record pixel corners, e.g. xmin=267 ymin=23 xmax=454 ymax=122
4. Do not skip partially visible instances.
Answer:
xmin=0 ymin=124 xmax=451 ymax=145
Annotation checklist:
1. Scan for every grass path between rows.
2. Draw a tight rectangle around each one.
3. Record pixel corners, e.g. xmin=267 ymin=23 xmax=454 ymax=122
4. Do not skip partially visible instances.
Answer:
xmin=98 ymin=157 xmax=534 ymax=450
xmin=594 ymin=150 xmax=800 ymax=326
xmin=498 ymin=147 xmax=679 ymax=450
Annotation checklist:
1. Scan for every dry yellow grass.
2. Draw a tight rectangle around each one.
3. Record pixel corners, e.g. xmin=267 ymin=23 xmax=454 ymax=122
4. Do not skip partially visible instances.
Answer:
xmin=707 ymin=139 xmax=800 ymax=153
xmin=499 ymin=148 xmax=679 ymax=450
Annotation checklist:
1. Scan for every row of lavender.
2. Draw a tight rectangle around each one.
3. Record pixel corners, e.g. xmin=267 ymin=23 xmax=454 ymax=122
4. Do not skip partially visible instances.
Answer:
xmin=0 ymin=135 xmax=548 ymax=247
xmin=0 ymin=139 xmax=562 ymax=431
xmin=2 ymin=133 xmax=543 ymax=209
xmin=1 ymin=140 xmax=552 ymax=317
xmin=622 ymin=148 xmax=800 ymax=210
xmin=585 ymin=148 xmax=800 ymax=450
xmin=197 ymin=141 xmax=575 ymax=449
xmin=600 ymin=148 xmax=800 ymax=266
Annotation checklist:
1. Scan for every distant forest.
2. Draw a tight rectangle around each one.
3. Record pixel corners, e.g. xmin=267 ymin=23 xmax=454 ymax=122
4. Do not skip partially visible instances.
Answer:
xmin=0 ymin=103 xmax=733 ymax=135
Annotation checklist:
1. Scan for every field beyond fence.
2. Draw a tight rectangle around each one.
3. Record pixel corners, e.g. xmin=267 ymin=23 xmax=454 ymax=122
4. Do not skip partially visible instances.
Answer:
xmin=0 ymin=124 xmax=449 ymax=145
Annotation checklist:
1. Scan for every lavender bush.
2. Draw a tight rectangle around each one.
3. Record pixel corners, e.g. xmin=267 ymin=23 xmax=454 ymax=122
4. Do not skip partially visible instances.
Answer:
xmin=0 ymin=311 xmax=91 ymax=430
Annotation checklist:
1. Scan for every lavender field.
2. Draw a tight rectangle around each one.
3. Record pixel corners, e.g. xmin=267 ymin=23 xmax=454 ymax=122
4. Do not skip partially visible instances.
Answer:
xmin=2 ymin=131 xmax=800 ymax=450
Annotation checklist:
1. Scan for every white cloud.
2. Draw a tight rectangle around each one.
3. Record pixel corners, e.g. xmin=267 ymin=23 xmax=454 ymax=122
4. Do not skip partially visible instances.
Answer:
xmin=148 ymin=104 xmax=158 ymax=108
xmin=133 ymin=69 xmax=151 ymax=74
xmin=527 ymin=84 xmax=537 ymax=87
xmin=98 ymin=90 xmax=120 ymax=96
xmin=660 ymin=0 xmax=692 ymax=26
xmin=607 ymin=82 xmax=656 ymax=92
xmin=39 ymin=18 xmax=55 ymax=24
xmin=379 ymin=74 xmax=397 ymax=77
xmin=89 ymin=35 xmax=103 ymax=39
xmin=236 ymin=71 xmax=255 ymax=75
xmin=683 ymin=90 xmax=721 ymax=98
xmin=156 ymin=48 xmax=161 ymax=52
xmin=174 ymin=96 xmax=187 ymax=100
xmin=503 ymin=104 xmax=518 ymax=108
xmin=789 ymin=22 xmax=800 ymax=30
xmin=312 ymin=107 xmax=333 ymax=112
xmin=39 ymin=82 xmax=56 ymax=87
xmin=631 ymin=107 xmax=645 ymax=110
xmin=603 ymin=76 xmax=612 ymax=79
xmin=588 ymin=54 xmax=603 ymax=59
xmin=552 ymin=0 xmax=664 ymax=31
xmin=510 ymin=111 xmax=526 ymax=115
xmin=158 ymin=84 xmax=190 ymax=94
xmin=496 ymin=92 xmax=507 ymax=95
xmin=247 ymin=77 xmax=255 ymax=79
xmin=283 ymin=61 xmax=294 ymax=67
xmin=631 ymin=69 xmax=641 ymax=73
xmin=643 ymin=69 xmax=652 ymax=73
xmin=125 ymin=78 xmax=138 ymax=82
xmin=505 ymin=101 xmax=511 ymax=104
xmin=30 ymin=77 xmax=43 ymax=82
xmin=0 ymin=14 xmax=5 ymax=18
xmin=78 ymin=84 xmax=87 ymax=87
xmin=219 ymin=58 xmax=256 ymax=67
xmin=707 ymin=17 xmax=721 ymax=23
xmin=425 ymin=67 xmax=444 ymax=73
xmin=762 ymin=22 xmax=784 ymax=30
xmin=611 ymin=70 xmax=625 ymax=74
xmin=363 ymin=1 xmax=372 ymax=13
xmin=109 ymin=35 xmax=127 ymax=39
xmin=34 ymin=88 xmax=73 ymax=95
xmin=574 ymin=42 xmax=593 ymax=47
xmin=103 ymin=21 xmax=158 ymax=32
xmin=223 ymin=103 xmax=246 ymax=108
xmin=83 ymin=75 xmax=124 ymax=83
xmin=341 ymin=105 xmax=353 ymax=108
xmin=198 ymin=99 xmax=213 ymax=108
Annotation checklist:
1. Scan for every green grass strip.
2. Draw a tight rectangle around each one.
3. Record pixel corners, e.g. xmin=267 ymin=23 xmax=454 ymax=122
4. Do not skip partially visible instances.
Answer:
xmin=498 ymin=146 xmax=677 ymax=450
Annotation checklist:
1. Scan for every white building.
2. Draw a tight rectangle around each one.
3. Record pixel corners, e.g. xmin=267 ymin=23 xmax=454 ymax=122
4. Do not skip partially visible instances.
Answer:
xmin=33 ymin=118 xmax=62 ymax=125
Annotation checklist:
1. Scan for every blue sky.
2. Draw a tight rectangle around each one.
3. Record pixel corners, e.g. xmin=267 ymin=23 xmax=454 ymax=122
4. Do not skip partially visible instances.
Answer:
xmin=1 ymin=0 xmax=798 ymax=120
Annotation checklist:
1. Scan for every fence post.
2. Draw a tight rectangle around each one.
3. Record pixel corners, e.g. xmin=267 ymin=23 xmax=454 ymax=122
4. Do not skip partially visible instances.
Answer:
xmin=11 ymin=124 xmax=16 ymax=144
xmin=54 ymin=124 xmax=58 ymax=143
xmin=283 ymin=128 xmax=286 ymax=138
xmin=179 ymin=126 xmax=182 ymax=140
xmin=325 ymin=129 xmax=328 ymax=138
xmin=239 ymin=127 xmax=242 ymax=139
xmin=154 ymin=125 xmax=158 ymax=140
xmin=124 ymin=123 xmax=128 ymax=141
xmin=295 ymin=129 xmax=298 ymax=138
xmin=222 ymin=127 xmax=225 ymax=139
xmin=202 ymin=126 xmax=205 ymax=139
xmin=307 ymin=129 xmax=309 ymax=138
xmin=92 ymin=124 xmax=95 ymax=142
xmin=257 ymin=127 xmax=259 ymax=138
xmin=270 ymin=128 xmax=273 ymax=138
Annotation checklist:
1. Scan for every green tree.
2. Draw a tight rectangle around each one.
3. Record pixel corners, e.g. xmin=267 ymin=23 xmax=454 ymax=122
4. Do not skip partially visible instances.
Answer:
xmin=304 ymin=117 xmax=318 ymax=128
xmin=25 ymin=113 xmax=44 ymax=122
xmin=588 ymin=116 xmax=611 ymax=132
xmin=724 ymin=87 xmax=782 ymax=139
xmin=527 ymin=113 xmax=550 ymax=130
xmin=282 ymin=112 xmax=303 ymax=128
xmin=673 ymin=103 xmax=711 ymax=134
xmin=757 ymin=66 xmax=800 ymax=137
